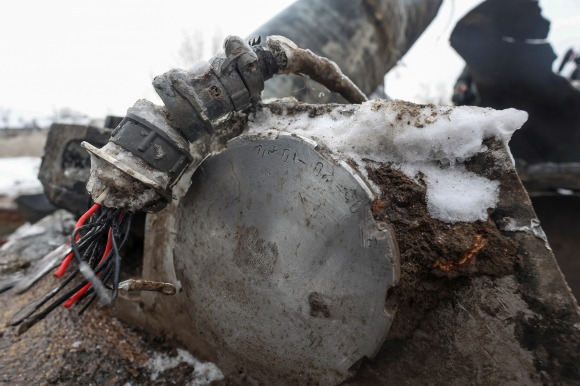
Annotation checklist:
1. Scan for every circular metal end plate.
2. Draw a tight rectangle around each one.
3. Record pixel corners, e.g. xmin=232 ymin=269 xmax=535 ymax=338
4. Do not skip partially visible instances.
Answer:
xmin=174 ymin=131 xmax=398 ymax=384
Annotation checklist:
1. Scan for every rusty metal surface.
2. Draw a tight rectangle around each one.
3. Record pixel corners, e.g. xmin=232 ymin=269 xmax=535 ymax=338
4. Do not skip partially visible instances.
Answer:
xmin=173 ymin=132 xmax=399 ymax=385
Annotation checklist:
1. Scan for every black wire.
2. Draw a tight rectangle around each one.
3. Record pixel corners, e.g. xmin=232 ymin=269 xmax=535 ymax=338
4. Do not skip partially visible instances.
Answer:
xmin=75 ymin=224 xmax=124 ymax=314
xmin=70 ymin=217 xmax=111 ymax=256
xmin=73 ymin=222 xmax=110 ymax=253
xmin=77 ymin=293 xmax=97 ymax=315
xmin=98 ymin=262 xmax=116 ymax=290
xmin=14 ymin=249 xmax=117 ymax=327
xmin=118 ymin=212 xmax=133 ymax=247
xmin=113 ymin=211 xmax=132 ymax=300
xmin=14 ymin=206 xmax=136 ymax=326
xmin=111 ymin=218 xmax=122 ymax=300
xmin=17 ymin=273 xmax=92 ymax=330
xmin=68 ymin=208 xmax=127 ymax=305
xmin=85 ymin=238 xmax=105 ymax=268
xmin=118 ymin=211 xmax=133 ymax=234
xmin=9 ymin=267 xmax=81 ymax=326
xmin=75 ymin=260 xmax=115 ymax=313
xmin=30 ymin=234 xmax=116 ymax=321
xmin=70 ymin=208 xmax=120 ymax=296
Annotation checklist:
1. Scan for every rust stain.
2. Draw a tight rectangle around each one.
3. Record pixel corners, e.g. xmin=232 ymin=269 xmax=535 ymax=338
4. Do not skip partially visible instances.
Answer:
xmin=434 ymin=233 xmax=487 ymax=271
xmin=371 ymin=199 xmax=386 ymax=217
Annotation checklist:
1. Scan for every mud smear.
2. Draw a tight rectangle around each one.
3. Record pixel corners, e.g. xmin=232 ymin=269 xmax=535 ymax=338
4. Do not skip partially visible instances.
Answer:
xmin=346 ymin=139 xmax=580 ymax=385
xmin=367 ymin=165 xmax=518 ymax=340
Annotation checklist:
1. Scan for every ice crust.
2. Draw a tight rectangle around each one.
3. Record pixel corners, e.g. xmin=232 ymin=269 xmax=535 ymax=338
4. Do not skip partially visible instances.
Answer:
xmin=249 ymin=99 xmax=528 ymax=223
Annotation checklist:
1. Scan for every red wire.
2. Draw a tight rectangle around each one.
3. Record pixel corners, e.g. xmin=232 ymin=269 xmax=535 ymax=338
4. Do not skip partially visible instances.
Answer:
xmin=63 ymin=282 xmax=92 ymax=308
xmin=63 ymin=227 xmax=113 ymax=308
xmin=53 ymin=203 xmax=101 ymax=278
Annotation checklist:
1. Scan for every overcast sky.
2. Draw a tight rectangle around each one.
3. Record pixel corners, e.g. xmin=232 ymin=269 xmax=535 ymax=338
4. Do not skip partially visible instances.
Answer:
xmin=386 ymin=0 xmax=580 ymax=102
xmin=0 ymin=0 xmax=578 ymax=123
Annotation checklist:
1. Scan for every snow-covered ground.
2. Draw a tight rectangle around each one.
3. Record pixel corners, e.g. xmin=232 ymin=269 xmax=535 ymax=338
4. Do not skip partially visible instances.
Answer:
xmin=0 ymin=157 xmax=43 ymax=198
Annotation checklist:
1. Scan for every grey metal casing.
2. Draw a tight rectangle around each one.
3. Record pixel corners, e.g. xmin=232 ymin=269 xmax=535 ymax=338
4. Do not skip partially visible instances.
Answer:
xmin=173 ymin=131 xmax=399 ymax=384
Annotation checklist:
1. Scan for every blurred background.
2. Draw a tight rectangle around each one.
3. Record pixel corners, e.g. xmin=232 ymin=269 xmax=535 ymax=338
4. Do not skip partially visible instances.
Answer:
xmin=0 ymin=0 xmax=578 ymax=127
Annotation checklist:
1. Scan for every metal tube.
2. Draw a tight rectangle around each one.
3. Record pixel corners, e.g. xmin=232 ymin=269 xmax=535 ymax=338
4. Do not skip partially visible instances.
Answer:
xmin=251 ymin=0 xmax=443 ymax=102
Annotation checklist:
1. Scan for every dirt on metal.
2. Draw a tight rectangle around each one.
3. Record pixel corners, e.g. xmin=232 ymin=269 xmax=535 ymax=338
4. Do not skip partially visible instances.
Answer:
xmin=366 ymin=160 xmax=519 ymax=341
xmin=346 ymin=138 xmax=580 ymax=385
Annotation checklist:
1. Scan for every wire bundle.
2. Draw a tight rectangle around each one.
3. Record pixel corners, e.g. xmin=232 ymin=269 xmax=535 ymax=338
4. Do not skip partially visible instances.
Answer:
xmin=10 ymin=203 xmax=133 ymax=332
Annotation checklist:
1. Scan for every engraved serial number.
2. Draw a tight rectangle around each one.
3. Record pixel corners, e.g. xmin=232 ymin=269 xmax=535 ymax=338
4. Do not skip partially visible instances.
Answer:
xmin=253 ymin=144 xmax=291 ymax=163
xmin=252 ymin=145 xmax=334 ymax=184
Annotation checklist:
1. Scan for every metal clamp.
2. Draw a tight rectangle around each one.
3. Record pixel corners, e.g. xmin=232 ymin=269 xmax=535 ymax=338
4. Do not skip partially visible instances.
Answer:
xmin=110 ymin=114 xmax=193 ymax=177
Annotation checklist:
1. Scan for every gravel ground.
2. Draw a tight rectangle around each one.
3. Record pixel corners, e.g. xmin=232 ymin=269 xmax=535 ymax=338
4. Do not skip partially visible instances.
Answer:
xmin=0 ymin=211 xmax=224 ymax=385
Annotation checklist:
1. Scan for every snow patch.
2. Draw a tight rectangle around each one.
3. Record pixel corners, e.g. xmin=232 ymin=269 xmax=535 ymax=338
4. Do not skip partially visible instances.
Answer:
xmin=403 ymin=164 xmax=500 ymax=223
xmin=249 ymin=99 xmax=528 ymax=223
xmin=0 ymin=157 xmax=43 ymax=197
xmin=146 ymin=348 xmax=223 ymax=385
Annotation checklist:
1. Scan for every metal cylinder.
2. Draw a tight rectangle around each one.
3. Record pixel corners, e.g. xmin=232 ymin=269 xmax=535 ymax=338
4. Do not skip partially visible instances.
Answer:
xmin=250 ymin=0 xmax=442 ymax=102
